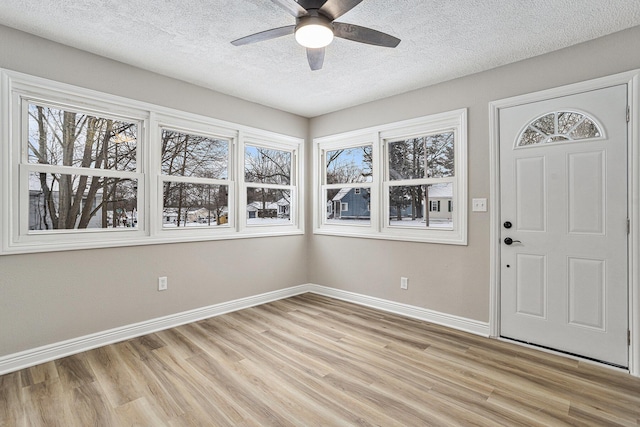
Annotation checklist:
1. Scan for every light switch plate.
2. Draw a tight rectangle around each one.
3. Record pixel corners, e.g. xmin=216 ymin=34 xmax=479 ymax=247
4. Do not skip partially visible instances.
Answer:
xmin=472 ymin=198 xmax=487 ymax=212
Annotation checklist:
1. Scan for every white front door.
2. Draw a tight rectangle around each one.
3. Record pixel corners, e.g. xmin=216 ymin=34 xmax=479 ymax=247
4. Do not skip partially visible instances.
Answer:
xmin=499 ymin=85 xmax=629 ymax=367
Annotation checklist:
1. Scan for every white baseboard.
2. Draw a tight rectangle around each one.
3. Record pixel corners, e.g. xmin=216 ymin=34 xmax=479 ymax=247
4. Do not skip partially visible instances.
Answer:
xmin=0 ymin=283 xmax=488 ymax=375
xmin=0 ymin=285 xmax=309 ymax=376
xmin=307 ymin=284 xmax=490 ymax=337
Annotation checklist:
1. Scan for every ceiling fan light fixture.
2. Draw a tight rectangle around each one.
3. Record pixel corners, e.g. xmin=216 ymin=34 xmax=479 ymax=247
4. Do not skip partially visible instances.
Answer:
xmin=295 ymin=16 xmax=334 ymax=48
xmin=231 ymin=1 xmax=402 ymax=71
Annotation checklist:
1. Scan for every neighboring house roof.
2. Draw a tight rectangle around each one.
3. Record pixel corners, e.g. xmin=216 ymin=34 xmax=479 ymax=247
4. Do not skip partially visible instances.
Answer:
xmin=429 ymin=183 xmax=453 ymax=199
xmin=332 ymin=188 xmax=352 ymax=202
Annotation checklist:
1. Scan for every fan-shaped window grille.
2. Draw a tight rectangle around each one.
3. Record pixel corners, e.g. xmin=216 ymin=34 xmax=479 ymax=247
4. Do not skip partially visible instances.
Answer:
xmin=517 ymin=111 xmax=602 ymax=147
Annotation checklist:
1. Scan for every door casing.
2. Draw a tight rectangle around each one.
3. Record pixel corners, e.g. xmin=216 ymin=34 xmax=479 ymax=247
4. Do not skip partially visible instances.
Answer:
xmin=489 ymin=70 xmax=640 ymax=377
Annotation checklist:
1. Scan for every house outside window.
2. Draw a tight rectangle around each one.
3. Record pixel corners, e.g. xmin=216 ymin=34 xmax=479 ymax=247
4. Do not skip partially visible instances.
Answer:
xmin=320 ymin=143 xmax=373 ymax=228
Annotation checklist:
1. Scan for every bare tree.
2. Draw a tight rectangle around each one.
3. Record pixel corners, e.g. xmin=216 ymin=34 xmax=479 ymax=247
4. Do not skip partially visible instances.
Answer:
xmin=387 ymin=132 xmax=454 ymax=225
xmin=161 ymin=129 xmax=228 ymax=227
xmin=245 ymin=146 xmax=291 ymax=214
xmin=29 ymin=104 xmax=137 ymax=230
xmin=326 ymin=146 xmax=372 ymax=184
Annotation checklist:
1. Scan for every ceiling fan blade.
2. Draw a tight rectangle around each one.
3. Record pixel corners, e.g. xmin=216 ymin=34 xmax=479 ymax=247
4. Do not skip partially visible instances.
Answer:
xmin=333 ymin=22 xmax=401 ymax=47
xmin=271 ymin=0 xmax=309 ymax=17
xmin=319 ymin=0 xmax=363 ymax=20
xmin=307 ymin=47 xmax=325 ymax=71
xmin=231 ymin=25 xmax=296 ymax=46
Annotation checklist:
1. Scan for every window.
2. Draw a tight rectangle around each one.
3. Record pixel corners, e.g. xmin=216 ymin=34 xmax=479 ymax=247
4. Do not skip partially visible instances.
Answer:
xmin=387 ymin=131 xmax=454 ymax=228
xmin=159 ymin=126 xmax=231 ymax=230
xmin=242 ymin=136 xmax=301 ymax=232
xmin=4 ymin=87 xmax=148 ymax=252
xmin=314 ymin=109 xmax=467 ymax=244
xmin=517 ymin=111 xmax=603 ymax=146
xmin=321 ymin=144 xmax=373 ymax=227
xmin=245 ymin=145 xmax=291 ymax=226
xmin=27 ymin=103 xmax=141 ymax=232
xmin=1 ymin=70 xmax=303 ymax=254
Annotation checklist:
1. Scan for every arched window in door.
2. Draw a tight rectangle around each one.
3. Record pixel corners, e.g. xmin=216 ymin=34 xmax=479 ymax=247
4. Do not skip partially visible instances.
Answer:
xmin=517 ymin=111 xmax=603 ymax=147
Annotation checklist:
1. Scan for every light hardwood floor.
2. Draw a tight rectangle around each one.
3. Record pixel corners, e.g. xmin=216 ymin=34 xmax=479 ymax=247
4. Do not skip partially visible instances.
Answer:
xmin=1 ymin=293 xmax=639 ymax=426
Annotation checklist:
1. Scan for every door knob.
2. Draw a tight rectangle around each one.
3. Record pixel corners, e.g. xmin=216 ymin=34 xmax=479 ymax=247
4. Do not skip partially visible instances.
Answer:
xmin=503 ymin=221 xmax=512 ymax=229
xmin=504 ymin=237 xmax=521 ymax=245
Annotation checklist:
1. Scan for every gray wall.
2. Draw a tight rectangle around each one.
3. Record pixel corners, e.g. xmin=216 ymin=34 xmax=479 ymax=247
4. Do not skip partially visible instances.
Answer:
xmin=2 ymin=22 xmax=640 ymax=359
xmin=0 ymin=25 xmax=309 ymax=357
xmin=308 ymin=25 xmax=640 ymax=323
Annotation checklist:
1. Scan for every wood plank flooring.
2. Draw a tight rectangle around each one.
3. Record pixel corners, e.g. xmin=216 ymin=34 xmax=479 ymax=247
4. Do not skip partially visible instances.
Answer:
xmin=1 ymin=293 xmax=640 ymax=426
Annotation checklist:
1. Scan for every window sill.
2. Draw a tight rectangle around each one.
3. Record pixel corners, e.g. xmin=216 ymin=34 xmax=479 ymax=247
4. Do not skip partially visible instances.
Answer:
xmin=313 ymin=227 xmax=467 ymax=245
xmin=1 ymin=228 xmax=304 ymax=255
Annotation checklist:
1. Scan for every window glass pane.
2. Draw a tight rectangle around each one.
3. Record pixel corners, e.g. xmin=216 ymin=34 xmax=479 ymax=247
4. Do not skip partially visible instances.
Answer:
xmin=162 ymin=183 xmax=228 ymax=228
xmin=570 ymin=118 xmax=601 ymax=139
xmin=520 ymin=127 xmax=546 ymax=146
xmin=531 ymin=113 xmax=555 ymax=135
xmin=28 ymin=104 xmax=137 ymax=172
xmin=28 ymin=172 xmax=138 ymax=230
xmin=388 ymin=138 xmax=424 ymax=180
xmin=245 ymin=145 xmax=291 ymax=185
xmin=325 ymin=187 xmax=371 ymax=225
xmin=246 ymin=188 xmax=291 ymax=225
xmin=161 ymin=129 xmax=228 ymax=179
xmin=426 ymin=132 xmax=456 ymax=178
xmin=388 ymin=132 xmax=454 ymax=180
xmin=388 ymin=183 xmax=453 ymax=229
xmin=557 ymin=112 xmax=584 ymax=134
xmin=326 ymin=146 xmax=372 ymax=184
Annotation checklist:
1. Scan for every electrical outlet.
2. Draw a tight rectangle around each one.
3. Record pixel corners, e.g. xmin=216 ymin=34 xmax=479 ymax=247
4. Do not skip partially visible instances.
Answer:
xmin=158 ymin=276 xmax=168 ymax=291
xmin=400 ymin=277 xmax=408 ymax=290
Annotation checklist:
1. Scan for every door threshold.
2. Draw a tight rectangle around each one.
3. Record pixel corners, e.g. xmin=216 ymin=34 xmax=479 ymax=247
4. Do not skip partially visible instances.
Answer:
xmin=499 ymin=335 xmax=628 ymax=371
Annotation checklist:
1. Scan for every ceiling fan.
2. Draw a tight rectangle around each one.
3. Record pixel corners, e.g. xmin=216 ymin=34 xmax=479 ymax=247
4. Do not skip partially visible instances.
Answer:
xmin=231 ymin=0 xmax=401 ymax=71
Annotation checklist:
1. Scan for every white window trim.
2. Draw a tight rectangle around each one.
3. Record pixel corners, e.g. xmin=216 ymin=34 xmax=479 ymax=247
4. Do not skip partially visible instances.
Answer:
xmin=313 ymin=109 xmax=467 ymax=245
xmin=0 ymin=69 xmax=303 ymax=254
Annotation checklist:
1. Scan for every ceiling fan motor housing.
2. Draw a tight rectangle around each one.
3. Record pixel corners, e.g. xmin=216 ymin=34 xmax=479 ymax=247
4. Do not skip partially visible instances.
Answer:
xmin=295 ymin=9 xmax=335 ymax=48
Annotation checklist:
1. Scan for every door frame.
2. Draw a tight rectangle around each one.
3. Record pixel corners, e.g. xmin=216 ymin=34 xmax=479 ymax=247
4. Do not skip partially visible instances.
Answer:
xmin=489 ymin=70 xmax=640 ymax=377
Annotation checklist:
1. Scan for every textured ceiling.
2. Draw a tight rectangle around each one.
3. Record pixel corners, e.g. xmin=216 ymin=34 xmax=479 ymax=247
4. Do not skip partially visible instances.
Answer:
xmin=0 ymin=0 xmax=639 ymax=117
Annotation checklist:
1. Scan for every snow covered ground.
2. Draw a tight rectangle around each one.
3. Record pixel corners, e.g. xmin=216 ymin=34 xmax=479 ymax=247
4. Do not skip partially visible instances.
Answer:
xmin=389 ymin=218 xmax=453 ymax=229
